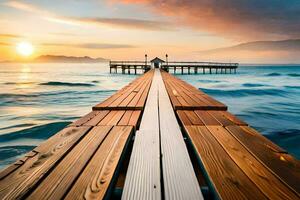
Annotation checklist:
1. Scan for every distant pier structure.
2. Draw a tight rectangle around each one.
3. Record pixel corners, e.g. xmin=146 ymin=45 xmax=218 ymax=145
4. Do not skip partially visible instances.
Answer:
xmin=109 ymin=54 xmax=238 ymax=74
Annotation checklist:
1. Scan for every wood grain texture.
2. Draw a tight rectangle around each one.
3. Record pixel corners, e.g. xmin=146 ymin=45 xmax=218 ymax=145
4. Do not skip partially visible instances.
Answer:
xmin=207 ymin=126 xmax=299 ymax=199
xmin=65 ymin=126 xmax=133 ymax=200
xmin=27 ymin=126 xmax=113 ymax=200
xmin=93 ymin=70 xmax=153 ymax=110
xmin=122 ymin=69 xmax=161 ymax=200
xmin=0 ymin=126 xmax=91 ymax=199
xmin=161 ymin=71 xmax=227 ymax=110
xmin=177 ymin=110 xmax=192 ymax=126
xmin=84 ymin=110 xmax=110 ymax=126
xmin=208 ymin=111 xmax=235 ymax=126
xmin=226 ymin=125 xmax=300 ymax=195
xmin=194 ymin=110 xmax=221 ymax=125
xmin=118 ymin=111 xmax=133 ymax=125
xmin=127 ymin=110 xmax=141 ymax=126
xmin=183 ymin=111 xmax=204 ymax=125
xmin=221 ymin=111 xmax=247 ymax=126
xmin=69 ymin=111 xmax=99 ymax=126
xmin=98 ymin=111 xmax=125 ymax=125
xmin=185 ymin=126 xmax=267 ymax=200
xmin=158 ymin=70 xmax=204 ymax=200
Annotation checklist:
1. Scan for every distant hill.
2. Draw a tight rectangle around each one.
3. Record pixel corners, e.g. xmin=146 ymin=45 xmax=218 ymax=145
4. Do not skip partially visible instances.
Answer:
xmin=201 ymin=39 xmax=300 ymax=53
xmin=33 ymin=55 xmax=108 ymax=63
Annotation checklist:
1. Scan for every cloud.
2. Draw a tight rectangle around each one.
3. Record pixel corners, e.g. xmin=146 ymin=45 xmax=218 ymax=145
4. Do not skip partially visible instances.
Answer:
xmin=0 ymin=42 xmax=10 ymax=46
xmin=119 ymin=0 xmax=300 ymax=39
xmin=4 ymin=1 xmax=172 ymax=30
xmin=42 ymin=42 xmax=136 ymax=49
xmin=73 ymin=17 xmax=173 ymax=30
xmin=0 ymin=33 xmax=21 ymax=39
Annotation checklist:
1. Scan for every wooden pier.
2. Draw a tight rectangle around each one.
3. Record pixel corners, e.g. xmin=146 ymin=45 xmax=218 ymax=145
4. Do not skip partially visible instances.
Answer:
xmin=0 ymin=69 xmax=299 ymax=200
xmin=110 ymin=56 xmax=238 ymax=75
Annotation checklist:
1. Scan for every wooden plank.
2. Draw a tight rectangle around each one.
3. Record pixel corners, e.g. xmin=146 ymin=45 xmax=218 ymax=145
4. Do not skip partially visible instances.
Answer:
xmin=184 ymin=111 xmax=204 ymax=125
xmin=158 ymin=70 xmax=203 ymax=200
xmin=226 ymin=125 xmax=300 ymax=194
xmin=221 ymin=111 xmax=248 ymax=126
xmin=27 ymin=126 xmax=113 ymax=200
xmin=69 ymin=111 xmax=99 ymax=127
xmin=177 ymin=110 xmax=192 ymax=126
xmin=98 ymin=111 xmax=126 ymax=125
xmin=185 ymin=126 xmax=267 ymax=199
xmin=84 ymin=110 xmax=110 ymax=126
xmin=122 ymin=69 xmax=161 ymax=200
xmin=64 ymin=126 xmax=133 ymax=200
xmin=0 ymin=151 xmax=38 ymax=180
xmin=207 ymin=126 xmax=299 ymax=199
xmin=127 ymin=79 xmax=151 ymax=108
xmin=128 ymin=110 xmax=141 ymax=126
xmin=0 ymin=126 xmax=91 ymax=199
xmin=93 ymin=70 xmax=154 ymax=110
xmin=118 ymin=110 xmax=133 ymax=126
xmin=118 ymin=92 xmax=137 ymax=108
xmin=194 ymin=110 xmax=221 ymax=125
xmin=208 ymin=111 xmax=235 ymax=126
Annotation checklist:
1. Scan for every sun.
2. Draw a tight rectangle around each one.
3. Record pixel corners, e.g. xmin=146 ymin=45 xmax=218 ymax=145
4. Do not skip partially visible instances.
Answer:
xmin=16 ymin=42 xmax=34 ymax=57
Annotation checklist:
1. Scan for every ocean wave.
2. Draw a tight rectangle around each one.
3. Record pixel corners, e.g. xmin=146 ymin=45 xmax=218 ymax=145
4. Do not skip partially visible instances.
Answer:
xmin=197 ymin=80 xmax=222 ymax=83
xmin=242 ymin=83 xmax=268 ymax=87
xmin=0 ymin=145 xmax=36 ymax=159
xmin=265 ymin=72 xmax=281 ymax=76
xmin=0 ymin=89 xmax=117 ymax=99
xmin=284 ymin=86 xmax=300 ymax=89
xmin=0 ymin=123 xmax=36 ymax=131
xmin=201 ymin=88 xmax=287 ymax=97
xmin=4 ymin=81 xmax=36 ymax=85
xmin=287 ymin=73 xmax=300 ymax=77
xmin=39 ymin=81 xmax=95 ymax=87
xmin=0 ymin=122 xmax=69 ymax=142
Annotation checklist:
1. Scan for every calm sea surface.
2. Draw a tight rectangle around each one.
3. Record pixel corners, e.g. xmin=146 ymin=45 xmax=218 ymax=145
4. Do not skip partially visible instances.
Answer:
xmin=0 ymin=63 xmax=299 ymax=168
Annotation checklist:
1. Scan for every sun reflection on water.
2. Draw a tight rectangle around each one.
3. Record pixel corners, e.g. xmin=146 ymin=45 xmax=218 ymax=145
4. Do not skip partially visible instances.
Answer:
xmin=17 ymin=64 xmax=32 ymax=88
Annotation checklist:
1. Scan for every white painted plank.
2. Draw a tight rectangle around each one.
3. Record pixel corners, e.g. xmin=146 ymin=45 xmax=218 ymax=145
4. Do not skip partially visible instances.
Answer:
xmin=157 ymin=70 xmax=204 ymax=200
xmin=122 ymin=70 xmax=161 ymax=200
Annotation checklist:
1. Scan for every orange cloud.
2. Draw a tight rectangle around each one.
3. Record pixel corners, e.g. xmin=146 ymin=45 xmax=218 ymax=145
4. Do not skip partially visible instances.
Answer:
xmin=119 ymin=0 xmax=300 ymax=40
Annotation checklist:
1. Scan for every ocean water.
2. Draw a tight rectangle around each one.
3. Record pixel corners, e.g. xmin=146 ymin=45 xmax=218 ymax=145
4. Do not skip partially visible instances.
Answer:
xmin=0 ymin=63 xmax=299 ymax=169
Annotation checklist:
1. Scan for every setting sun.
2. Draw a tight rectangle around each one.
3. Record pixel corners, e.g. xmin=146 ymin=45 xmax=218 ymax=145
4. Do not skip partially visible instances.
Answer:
xmin=16 ymin=42 xmax=34 ymax=57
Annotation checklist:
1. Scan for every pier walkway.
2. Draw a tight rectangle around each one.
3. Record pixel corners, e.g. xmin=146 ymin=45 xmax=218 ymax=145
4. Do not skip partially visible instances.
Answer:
xmin=0 ymin=69 xmax=299 ymax=200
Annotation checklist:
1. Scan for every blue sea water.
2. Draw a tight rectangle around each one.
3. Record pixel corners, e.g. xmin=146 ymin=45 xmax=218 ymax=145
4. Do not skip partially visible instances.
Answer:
xmin=0 ymin=63 xmax=299 ymax=169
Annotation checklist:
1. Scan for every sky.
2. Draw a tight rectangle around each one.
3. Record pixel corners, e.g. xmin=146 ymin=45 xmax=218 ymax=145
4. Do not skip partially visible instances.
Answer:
xmin=0 ymin=0 xmax=300 ymax=63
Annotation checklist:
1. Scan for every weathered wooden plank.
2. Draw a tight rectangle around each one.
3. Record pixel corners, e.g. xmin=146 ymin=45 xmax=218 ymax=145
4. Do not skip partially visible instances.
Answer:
xmin=69 ymin=111 xmax=99 ymax=127
xmin=158 ymin=70 xmax=203 ymax=200
xmin=118 ymin=110 xmax=133 ymax=126
xmin=0 ymin=126 xmax=91 ymax=199
xmin=208 ymin=111 xmax=235 ymax=126
xmin=221 ymin=111 xmax=248 ymax=126
xmin=127 ymin=79 xmax=151 ymax=108
xmin=128 ymin=110 xmax=141 ymax=126
xmin=207 ymin=126 xmax=299 ymax=199
xmin=98 ymin=111 xmax=125 ymax=125
xmin=27 ymin=126 xmax=113 ymax=200
xmin=0 ymin=151 xmax=38 ymax=180
xmin=93 ymin=70 xmax=154 ymax=110
xmin=177 ymin=110 xmax=192 ymax=126
xmin=184 ymin=111 xmax=204 ymax=125
xmin=226 ymin=125 xmax=300 ymax=194
xmin=185 ymin=126 xmax=267 ymax=199
xmin=194 ymin=110 xmax=221 ymax=125
xmin=122 ymin=69 xmax=161 ymax=200
xmin=65 ymin=126 xmax=133 ymax=200
xmin=84 ymin=110 xmax=110 ymax=126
